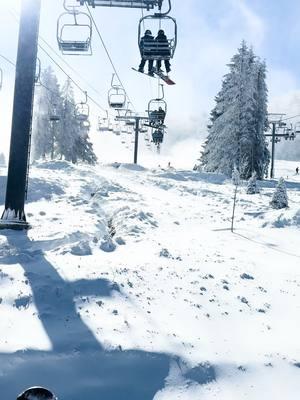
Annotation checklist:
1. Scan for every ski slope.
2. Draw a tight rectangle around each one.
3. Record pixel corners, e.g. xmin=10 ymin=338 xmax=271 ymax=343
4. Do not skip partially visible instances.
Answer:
xmin=0 ymin=160 xmax=300 ymax=399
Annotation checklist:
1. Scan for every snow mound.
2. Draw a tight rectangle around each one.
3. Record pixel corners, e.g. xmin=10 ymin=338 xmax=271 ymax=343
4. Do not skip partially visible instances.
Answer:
xmin=34 ymin=160 xmax=76 ymax=171
xmin=118 ymin=163 xmax=147 ymax=172
xmin=269 ymin=209 xmax=300 ymax=228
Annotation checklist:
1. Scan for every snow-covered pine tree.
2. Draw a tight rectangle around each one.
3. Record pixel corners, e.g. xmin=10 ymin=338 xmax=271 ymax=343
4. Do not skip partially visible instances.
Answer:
xmin=74 ymin=123 xmax=97 ymax=165
xmin=200 ymin=41 xmax=270 ymax=179
xmin=0 ymin=152 xmax=6 ymax=166
xmin=58 ymin=79 xmax=97 ymax=164
xmin=246 ymin=171 xmax=259 ymax=194
xmin=57 ymin=79 xmax=79 ymax=163
xmin=270 ymin=177 xmax=288 ymax=209
xmin=31 ymin=67 xmax=63 ymax=161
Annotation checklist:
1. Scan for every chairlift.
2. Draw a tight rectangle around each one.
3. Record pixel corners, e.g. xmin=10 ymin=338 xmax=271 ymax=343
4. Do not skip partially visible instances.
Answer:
xmin=49 ymin=104 xmax=61 ymax=122
xmin=75 ymin=91 xmax=90 ymax=121
xmin=0 ymin=68 xmax=3 ymax=90
xmin=138 ymin=2 xmax=177 ymax=62
xmin=152 ymin=127 xmax=164 ymax=144
xmin=35 ymin=58 xmax=41 ymax=85
xmin=108 ymin=74 xmax=127 ymax=109
xmin=57 ymin=0 xmax=92 ymax=55
xmin=294 ymin=122 xmax=300 ymax=134
xmin=148 ymin=84 xmax=167 ymax=127
xmin=77 ymin=0 xmax=163 ymax=11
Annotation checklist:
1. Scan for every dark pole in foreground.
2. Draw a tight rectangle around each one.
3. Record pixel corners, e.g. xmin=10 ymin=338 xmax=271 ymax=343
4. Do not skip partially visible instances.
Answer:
xmin=0 ymin=0 xmax=41 ymax=230
xmin=270 ymin=122 xmax=276 ymax=179
xmin=134 ymin=118 xmax=140 ymax=164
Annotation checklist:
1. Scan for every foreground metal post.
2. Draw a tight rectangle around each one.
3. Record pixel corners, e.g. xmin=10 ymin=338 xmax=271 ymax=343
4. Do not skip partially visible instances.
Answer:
xmin=0 ymin=0 xmax=41 ymax=230
xmin=270 ymin=122 xmax=276 ymax=179
xmin=134 ymin=118 xmax=140 ymax=164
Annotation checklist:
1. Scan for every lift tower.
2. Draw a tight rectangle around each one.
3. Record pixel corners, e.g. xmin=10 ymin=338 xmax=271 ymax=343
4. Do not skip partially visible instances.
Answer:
xmin=0 ymin=0 xmax=41 ymax=230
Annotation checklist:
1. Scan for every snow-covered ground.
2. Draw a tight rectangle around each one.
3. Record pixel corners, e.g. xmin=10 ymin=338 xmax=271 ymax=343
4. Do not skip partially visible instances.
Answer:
xmin=0 ymin=159 xmax=299 ymax=399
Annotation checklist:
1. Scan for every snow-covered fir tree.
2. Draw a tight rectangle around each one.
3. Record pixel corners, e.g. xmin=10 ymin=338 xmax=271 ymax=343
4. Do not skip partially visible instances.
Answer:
xmin=31 ymin=67 xmax=63 ymax=161
xmin=200 ymin=41 xmax=270 ymax=180
xmin=246 ymin=171 xmax=259 ymax=194
xmin=0 ymin=152 xmax=6 ymax=166
xmin=75 ymin=123 xmax=97 ymax=165
xmin=58 ymin=79 xmax=97 ymax=164
xmin=270 ymin=177 xmax=288 ymax=209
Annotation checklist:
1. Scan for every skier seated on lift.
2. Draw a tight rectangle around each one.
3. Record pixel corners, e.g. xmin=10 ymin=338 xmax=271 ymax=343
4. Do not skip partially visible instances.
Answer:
xmin=150 ymin=107 xmax=165 ymax=125
xmin=155 ymin=29 xmax=171 ymax=74
xmin=138 ymin=30 xmax=155 ymax=76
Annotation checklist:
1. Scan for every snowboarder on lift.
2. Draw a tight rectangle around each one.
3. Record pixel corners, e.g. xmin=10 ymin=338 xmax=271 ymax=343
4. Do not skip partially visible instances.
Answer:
xmin=155 ymin=29 xmax=171 ymax=74
xmin=138 ymin=30 xmax=155 ymax=76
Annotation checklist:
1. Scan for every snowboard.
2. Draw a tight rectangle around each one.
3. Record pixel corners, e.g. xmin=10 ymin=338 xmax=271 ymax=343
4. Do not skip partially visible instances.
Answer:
xmin=153 ymin=68 xmax=176 ymax=85
xmin=17 ymin=387 xmax=57 ymax=400
xmin=132 ymin=67 xmax=175 ymax=85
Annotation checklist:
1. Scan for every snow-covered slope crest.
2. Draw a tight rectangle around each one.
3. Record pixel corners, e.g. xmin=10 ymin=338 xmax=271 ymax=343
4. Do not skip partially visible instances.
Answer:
xmin=0 ymin=160 xmax=300 ymax=400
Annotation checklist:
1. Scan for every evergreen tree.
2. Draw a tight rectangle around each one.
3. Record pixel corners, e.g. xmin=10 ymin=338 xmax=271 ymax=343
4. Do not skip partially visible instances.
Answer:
xmin=57 ymin=78 xmax=79 ymax=162
xmin=200 ymin=42 xmax=270 ymax=179
xmin=31 ymin=66 xmax=63 ymax=161
xmin=58 ymin=79 xmax=97 ymax=165
xmin=246 ymin=171 xmax=259 ymax=194
xmin=270 ymin=177 xmax=288 ymax=209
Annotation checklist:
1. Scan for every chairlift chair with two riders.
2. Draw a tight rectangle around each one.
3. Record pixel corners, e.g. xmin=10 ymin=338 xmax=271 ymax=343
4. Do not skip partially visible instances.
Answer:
xmin=148 ymin=84 xmax=167 ymax=127
xmin=108 ymin=74 xmax=127 ymax=110
xmin=152 ymin=127 xmax=164 ymax=145
xmin=57 ymin=0 xmax=92 ymax=55
xmin=75 ymin=91 xmax=90 ymax=121
xmin=137 ymin=0 xmax=177 ymax=79
xmin=77 ymin=0 xmax=163 ymax=10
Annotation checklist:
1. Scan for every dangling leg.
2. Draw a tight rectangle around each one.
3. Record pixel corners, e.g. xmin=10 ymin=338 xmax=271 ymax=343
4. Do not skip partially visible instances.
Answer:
xmin=138 ymin=59 xmax=146 ymax=73
xmin=148 ymin=59 xmax=154 ymax=76
xmin=164 ymin=60 xmax=171 ymax=74
xmin=156 ymin=60 xmax=162 ymax=72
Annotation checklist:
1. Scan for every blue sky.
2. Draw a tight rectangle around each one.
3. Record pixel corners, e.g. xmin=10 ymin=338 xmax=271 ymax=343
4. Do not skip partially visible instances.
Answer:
xmin=1 ymin=0 xmax=300 ymax=162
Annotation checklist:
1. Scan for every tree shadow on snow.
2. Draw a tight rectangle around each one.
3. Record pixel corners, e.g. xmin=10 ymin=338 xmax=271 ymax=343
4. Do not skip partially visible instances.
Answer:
xmin=0 ymin=231 xmax=217 ymax=400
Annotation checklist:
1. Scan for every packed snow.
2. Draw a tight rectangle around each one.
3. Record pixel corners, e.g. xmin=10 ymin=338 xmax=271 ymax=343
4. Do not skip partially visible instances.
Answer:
xmin=0 ymin=159 xmax=300 ymax=399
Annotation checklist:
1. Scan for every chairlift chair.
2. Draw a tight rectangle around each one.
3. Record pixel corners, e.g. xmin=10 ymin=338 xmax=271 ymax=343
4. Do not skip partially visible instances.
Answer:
xmin=77 ymin=0 xmax=163 ymax=11
xmin=108 ymin=74 xmax=127 ymax=109
xmin=138 ymin=7 xmax=177 ymax=62
xmin=152 ymin=128 xmax=164 ymax=144
xmin=49 ymin=104 xmax=61 ymax=122
xmin=57 ymin=1 xmax=92 ymax=55
xmin=35 ymin=58 xmax=41 ymax=85
xmin=294 ymin=122 xmax=300 ymax=134
xmin=75 ymin=91 xmax=90 ymax=121
xmin=148 ymin=84 xmax=167 ymax=126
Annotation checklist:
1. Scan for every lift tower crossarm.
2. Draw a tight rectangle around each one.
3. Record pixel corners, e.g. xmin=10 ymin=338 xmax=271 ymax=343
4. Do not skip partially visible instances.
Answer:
xmin=116 ymin=115 xmax=149 ymax=164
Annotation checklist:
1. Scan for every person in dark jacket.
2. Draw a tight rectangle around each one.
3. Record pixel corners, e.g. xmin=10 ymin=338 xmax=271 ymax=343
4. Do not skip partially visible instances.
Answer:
xmin=155 ymin=29 xmax=171 ymax=74
xmin=138 ymin=30 xmax=155 ymax=76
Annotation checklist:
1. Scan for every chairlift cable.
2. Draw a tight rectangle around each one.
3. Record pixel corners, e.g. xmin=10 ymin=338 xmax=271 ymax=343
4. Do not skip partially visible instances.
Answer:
xmin=85 ymin=4 xmax=136 ymax=111
xmin=7 ymin=6 xmax=111 ymax=116
xmin=0 ymin=53 xmax=15 ymax=67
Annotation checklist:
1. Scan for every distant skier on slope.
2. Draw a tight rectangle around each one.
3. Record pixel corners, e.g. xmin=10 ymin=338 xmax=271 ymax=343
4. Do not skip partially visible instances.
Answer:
xmin=155 ymin=29 xmax=171 ymax=74
xmin=138 ymin=30 xmax=154 ymax=76
xmin=296 ymin=166 xmax=299 ymax=175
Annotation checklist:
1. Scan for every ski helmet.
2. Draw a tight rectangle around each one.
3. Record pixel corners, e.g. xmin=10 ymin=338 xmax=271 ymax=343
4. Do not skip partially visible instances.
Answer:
xmin=17 ymin=387 xmax=57 ymax=400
